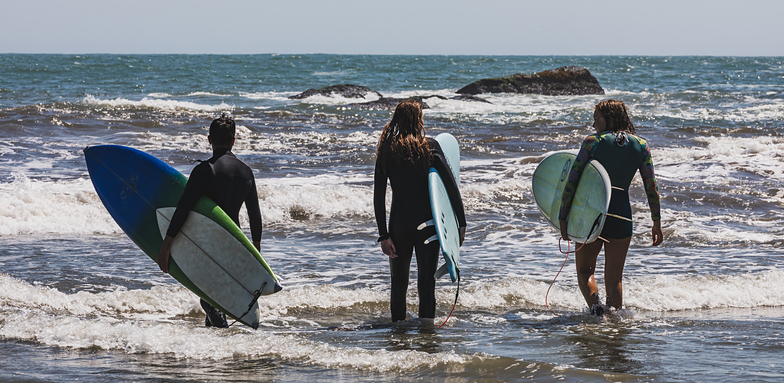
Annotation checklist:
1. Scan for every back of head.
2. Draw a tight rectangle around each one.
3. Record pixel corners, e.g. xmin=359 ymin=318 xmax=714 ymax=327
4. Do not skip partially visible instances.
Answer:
xmin=377 ymin=100 xmax=429 ymax=167
xmin=209 ymin=114 xmax=236 ymax=148
xmin=595 ymin=99 xmax=636 ymax=134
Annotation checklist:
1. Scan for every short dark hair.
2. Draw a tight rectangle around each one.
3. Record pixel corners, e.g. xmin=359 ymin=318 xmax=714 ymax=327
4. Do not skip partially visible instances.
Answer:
xmin=209 ymin=114 xmax=236 ymax=147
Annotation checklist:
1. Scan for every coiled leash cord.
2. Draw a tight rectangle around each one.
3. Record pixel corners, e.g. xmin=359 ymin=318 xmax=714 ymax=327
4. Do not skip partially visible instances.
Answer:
xmin=544 ymin=215 xmax=602 ymax=317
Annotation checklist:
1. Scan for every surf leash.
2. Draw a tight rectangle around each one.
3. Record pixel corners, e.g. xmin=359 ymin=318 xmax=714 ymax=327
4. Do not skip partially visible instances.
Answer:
xmin=228 ymin=281 xmax=267 ymax=329
xmin=545 ymin=215 xmax=602 ymax=316
xmin=438 ymin=270 xmax=460 ymax=329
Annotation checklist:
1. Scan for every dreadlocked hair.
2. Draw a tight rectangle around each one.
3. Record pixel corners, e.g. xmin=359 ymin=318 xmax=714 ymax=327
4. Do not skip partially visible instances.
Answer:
xmin=376 ymin=100 xmax=431 ymax=170
xmin=595 ymin=99 xmax=636 ymax=134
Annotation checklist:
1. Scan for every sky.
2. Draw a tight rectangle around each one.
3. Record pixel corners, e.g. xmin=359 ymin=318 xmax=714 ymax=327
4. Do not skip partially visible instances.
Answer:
xmin=2 ymin=0 xmax=783 ymax=56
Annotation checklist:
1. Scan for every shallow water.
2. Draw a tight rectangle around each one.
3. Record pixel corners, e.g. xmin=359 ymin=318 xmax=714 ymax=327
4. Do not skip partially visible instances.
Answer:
xmin=1 ymin=54 xmax=783 ymax=382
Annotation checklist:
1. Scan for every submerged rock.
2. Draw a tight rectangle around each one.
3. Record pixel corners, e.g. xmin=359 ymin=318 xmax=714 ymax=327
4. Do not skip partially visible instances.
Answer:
xmin=456 ymin=66 xmax=604 ymax=96
xmin=346 ymin=96 xmax=434 ymax=110
xmin=346 ymin=94 xmax=493 ymax=110
xmin=289 ymin=84 xmax=383 ymax=100
xmin=450 ymin=94 xmax=492 ymax=103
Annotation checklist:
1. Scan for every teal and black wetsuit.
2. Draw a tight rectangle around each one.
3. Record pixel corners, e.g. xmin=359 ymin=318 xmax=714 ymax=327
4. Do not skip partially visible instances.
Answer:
xmin=559 ymin=131 xmax=661 ymax=240
xmin=168 ymin=148 xmax=263 ymax=327
xmin=374 ymin=138 xmax=466 ymax=322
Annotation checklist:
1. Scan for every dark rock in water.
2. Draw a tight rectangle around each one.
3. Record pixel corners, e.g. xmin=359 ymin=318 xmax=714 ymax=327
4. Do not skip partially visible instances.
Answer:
xmin=289 ymin=84 xmax=383 ymax=100
xmin=456 ymin=66 xmax=604 ymax=96
xmin=346 ymin=96 xmax=433 ymax=110
xmin=346 ymin=94 xmax=492 ymax=110
xmin=450 ymin=94 xmax=492 ymax=103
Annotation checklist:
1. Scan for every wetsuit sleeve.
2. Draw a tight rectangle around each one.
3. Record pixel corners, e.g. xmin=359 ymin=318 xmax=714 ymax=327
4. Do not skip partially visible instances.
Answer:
xmin=430 ymin=143 xmax=467 ymax=228
xmin=245 ymin=177 xmax=263 ymax=242
xmin=167 ymin=162 xmax=210 ymax=238
xmin=373 ymin=157 xmax=390 ymax=240
xmin=638 ymin=139 xmax=661 ymax=222
xmin=559 ymin=136 xmax=599 ymax=221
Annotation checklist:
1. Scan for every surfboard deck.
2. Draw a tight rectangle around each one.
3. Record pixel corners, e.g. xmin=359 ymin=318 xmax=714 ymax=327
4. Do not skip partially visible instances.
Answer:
xmin=84 ymin=145 xmax=281 ymax=329
xmin=531 ymin=151 xmax=611 ymax=244
xmin=427 ymin=133 xmax=461 ymax=283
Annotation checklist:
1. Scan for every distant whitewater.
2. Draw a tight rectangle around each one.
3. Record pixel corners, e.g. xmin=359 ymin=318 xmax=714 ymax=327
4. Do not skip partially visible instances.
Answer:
xmin=1 ymin=54 xmax=783 ymax=383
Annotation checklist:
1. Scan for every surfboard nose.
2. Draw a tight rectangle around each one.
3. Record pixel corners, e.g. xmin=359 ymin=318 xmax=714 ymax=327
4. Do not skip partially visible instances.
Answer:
xmin=274 ymin=282 xmax=283 ymax=293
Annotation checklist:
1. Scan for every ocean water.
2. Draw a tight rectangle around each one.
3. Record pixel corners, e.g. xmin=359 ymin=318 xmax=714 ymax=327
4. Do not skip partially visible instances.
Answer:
xmin=1 ymin=54 xmax=783 ymax=382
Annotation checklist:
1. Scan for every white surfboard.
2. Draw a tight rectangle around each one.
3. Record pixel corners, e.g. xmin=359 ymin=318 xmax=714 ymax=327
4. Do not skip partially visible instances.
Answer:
xmin=532 ymin=151 xmax=611 ymax=244
xmin=156 ymin=207 xmax=280 ymax=329
xmin=426 ymin=133 xmax=461 ymax=283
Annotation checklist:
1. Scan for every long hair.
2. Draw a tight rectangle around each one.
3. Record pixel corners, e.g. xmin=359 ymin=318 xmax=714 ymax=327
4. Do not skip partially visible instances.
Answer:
xmin=595 ymin=99 xmax=636 ymax=134
xmin=376 ymin=100 xmax=430 ymax=169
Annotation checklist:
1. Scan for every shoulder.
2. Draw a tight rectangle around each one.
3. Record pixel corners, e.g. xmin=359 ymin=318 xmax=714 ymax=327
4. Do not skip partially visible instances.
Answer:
xmin=627 ymin=133 xmax=651 ymax=151
xmin=628 ymin=133 xmax=648 ymax=145
xmin=191 ymin=160 xmax=212 ymax=175
xmin=581 ymin=133 xmax=603 ymax=151
xmin=427 ymin=137 xmax=442 ymax=152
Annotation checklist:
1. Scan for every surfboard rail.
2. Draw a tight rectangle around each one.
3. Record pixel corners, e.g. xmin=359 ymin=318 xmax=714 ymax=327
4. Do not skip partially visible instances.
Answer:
xmin=427 ymin=133 xmax=461 ymax=283
xmin=532 ymin=151 xmax=611 ymax=244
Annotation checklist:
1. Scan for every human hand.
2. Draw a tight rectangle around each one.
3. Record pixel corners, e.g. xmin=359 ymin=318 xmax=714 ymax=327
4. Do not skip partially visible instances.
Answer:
xmin=380 ymin=238 xmax=397 ymax=258
xmin=157 ymin=235 xmax=174 ymax=274
xmin=459 ymin=226 xmax=466 ymax=246
xmin=559 ymin=220 xmax=570 ymax=241
xmin=652 ymin=221 xmax=663 ymax=246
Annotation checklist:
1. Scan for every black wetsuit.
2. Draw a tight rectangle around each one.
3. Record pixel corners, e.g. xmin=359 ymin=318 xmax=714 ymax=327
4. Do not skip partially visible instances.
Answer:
xmin=168 ymin=148 xmax=263 ymax=327
xmin=374 ymin=138 xmax=466 ymax=322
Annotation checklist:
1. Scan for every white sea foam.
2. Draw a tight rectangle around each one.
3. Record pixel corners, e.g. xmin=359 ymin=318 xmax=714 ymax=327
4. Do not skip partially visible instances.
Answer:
xmin=292 ymin=92 xmax=383 ymax=105
xmin=186 ymin=91 xmax=231 ymax=97
xmin=0 ymin=174 xmax=120 ymax=236
xmin=0 ymin=274 xmax=481 ymax=370
xmin=0 ymin=310 xmax=480 ymax=370
xmin=239 ymin=91 xmax=299 ymax=101
xmin=626 ymin=269 xmax=784 ymax=311
xmin=82 ymin=95 xmax=233 ymax=113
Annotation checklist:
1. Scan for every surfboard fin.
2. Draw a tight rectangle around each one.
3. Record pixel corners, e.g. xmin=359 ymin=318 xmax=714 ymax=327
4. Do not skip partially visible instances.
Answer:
xmin=417 ymin=219 xmax=435 ymax=231
xmin=434 ymin=263 xmax=449 ymax=279
xmin=423 ymin=234 xmax=439 ymax=245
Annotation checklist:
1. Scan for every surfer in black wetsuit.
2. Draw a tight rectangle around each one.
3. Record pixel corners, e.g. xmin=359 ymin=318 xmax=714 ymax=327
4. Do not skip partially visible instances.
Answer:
xmin=374 ymin=100 xmax=467 ymax=322
xmin=157 ymin=114 xmax=263 ymax=328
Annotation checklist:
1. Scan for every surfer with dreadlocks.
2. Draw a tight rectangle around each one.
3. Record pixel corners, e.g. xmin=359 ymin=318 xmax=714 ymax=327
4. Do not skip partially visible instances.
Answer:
xmin=560 ymin=99 xmax=663 ymax=315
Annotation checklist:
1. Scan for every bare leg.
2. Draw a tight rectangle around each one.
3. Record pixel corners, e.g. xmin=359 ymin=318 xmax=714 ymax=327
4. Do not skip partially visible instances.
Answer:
xmin=604 ymin=236 xmax=631 ymax=310
xmin=575 ymin=240 xmax=604 ymax=308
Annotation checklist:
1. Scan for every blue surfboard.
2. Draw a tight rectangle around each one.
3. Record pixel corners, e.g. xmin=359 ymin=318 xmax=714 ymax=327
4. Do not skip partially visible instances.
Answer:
xmin=425 ymin=133 xmax=461 ymax=283
xmin=84 ymin=145 xmax=281 ymax=329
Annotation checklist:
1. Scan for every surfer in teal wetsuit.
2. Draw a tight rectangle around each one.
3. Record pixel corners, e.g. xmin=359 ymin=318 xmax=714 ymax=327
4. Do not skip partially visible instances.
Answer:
xmin=374 ymin=100 xmax=467 ymax=322
xmin=559 ymin=100 xmax=663 ymax=315
xmin=156 ymin=115 xmax=263 ymax=328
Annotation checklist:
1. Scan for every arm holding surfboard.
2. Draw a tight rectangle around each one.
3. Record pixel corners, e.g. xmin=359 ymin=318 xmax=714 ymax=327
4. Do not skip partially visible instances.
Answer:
xmin=557 ymin=100 xmax=662 ymax=314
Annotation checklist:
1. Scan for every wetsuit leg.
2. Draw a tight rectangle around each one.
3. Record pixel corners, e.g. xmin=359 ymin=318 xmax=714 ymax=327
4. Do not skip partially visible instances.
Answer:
xmin=200 ymin=299 xmax=228 ymax=328
xmin=414 ymin=233 xmax=440 ymax=318
xmin=389 ymin=234 xmax=414 ymax=322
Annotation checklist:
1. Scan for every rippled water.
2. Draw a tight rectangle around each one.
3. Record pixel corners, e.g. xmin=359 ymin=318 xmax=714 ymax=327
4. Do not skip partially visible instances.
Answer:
xmin=1 ymin=54 xmax=783 ymax=382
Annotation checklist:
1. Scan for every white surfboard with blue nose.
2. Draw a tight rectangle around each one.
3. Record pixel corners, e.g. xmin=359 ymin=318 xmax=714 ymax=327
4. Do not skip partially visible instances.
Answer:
xmin=427 ymin=133 xmax=461 ymax=283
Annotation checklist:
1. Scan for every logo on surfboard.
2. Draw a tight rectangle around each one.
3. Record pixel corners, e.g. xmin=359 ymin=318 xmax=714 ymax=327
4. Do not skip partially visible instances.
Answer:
xmin=560 ymin=159 xmax=571 ymax=182
xmin=120 ymin=173 xmax=139 ymax=199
